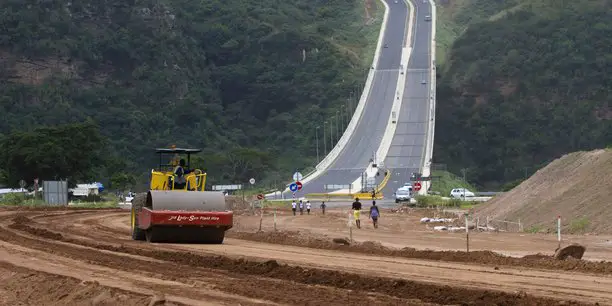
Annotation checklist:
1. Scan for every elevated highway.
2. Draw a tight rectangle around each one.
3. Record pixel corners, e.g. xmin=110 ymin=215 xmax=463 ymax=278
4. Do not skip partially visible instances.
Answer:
xmin=381 ymin=0 xmax=434 ymax=196
xmin=275 ymin=0 xmax=435 ymax=199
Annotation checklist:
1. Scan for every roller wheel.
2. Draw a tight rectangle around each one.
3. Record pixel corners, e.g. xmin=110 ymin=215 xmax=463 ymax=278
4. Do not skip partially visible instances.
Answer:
xmin=131 ymin=193 xmax=146 ymax=241
xmin=207 ymin=230 xmax=225 ymax=244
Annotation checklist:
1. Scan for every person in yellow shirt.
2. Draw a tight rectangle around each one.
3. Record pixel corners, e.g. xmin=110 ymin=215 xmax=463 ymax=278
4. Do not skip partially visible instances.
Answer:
xmin=351 ymin=197 xmax=362 ymax=229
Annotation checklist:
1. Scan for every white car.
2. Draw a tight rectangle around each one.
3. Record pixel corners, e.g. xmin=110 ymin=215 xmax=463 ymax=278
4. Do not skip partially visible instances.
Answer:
xmin=425 ymin=15 xmax=431 ymax=21
xmin=394 ymin=186 xmax=413 ymax=203
xmin=450 ymin=188 xmax=475 ymax=198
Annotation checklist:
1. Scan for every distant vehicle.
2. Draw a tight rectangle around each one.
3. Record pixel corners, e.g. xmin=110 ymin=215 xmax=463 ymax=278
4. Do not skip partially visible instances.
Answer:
xmin=421 ymin=79 xmax=427 ymax=84
xmin=425 ymin=15 xmax=431 ymax=21
xmin=450 ymin=188 xmax=475 ymax=198
xmin=384 ymin=43 xmax=388 ymax=48
xmin=395 ymin=186 xmax=413 ymax=203
xmin=394 ymin=0 xmax=398 ymax=3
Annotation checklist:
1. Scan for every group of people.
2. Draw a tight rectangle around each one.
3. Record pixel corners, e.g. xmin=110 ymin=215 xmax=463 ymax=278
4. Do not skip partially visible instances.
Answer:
xmin=291 ymin=199 xmax=314 ymax=215
xmin=290 ymin=197 xmax=380 ymax=229
xmin=352 ymin=197 xmax=380 ymax=229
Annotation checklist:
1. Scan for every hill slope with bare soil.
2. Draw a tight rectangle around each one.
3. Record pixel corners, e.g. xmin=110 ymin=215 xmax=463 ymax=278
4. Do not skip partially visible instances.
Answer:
xmin=475 ymin=149 xmax=612 ymax=234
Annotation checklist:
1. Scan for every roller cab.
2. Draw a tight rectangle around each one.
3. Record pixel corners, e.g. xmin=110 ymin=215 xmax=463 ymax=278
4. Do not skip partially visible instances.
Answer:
xmin=130 ymin=146 xmax=234 ymax=244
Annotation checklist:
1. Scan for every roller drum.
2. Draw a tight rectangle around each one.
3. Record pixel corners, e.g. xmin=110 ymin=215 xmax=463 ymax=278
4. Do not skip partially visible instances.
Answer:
xmin=146 ymin=190 xmax=228 ymax=211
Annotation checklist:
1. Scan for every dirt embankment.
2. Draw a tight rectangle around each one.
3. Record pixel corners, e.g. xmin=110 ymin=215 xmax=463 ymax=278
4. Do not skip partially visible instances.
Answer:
xmin=1 ymin=214 xmax=590 ymax=306
xmin=227 ymin=230 xmax=612 ymax=275
xmin=0 ymin=261 xmax=176 ymax=306
xmin=475 ymin=149 xmax=612 ymax=234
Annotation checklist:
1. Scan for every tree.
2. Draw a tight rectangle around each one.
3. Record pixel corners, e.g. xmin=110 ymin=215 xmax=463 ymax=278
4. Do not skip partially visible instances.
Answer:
xmin=110 ymin=172 xmax=137 ymax=191
xmin=0 ymin=121 xmax=105 ymax=188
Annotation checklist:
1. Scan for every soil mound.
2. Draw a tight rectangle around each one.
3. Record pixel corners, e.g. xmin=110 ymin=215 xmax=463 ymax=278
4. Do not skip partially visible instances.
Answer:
xmin=555 ymin=244 xmax=587 ymax=260
xmin=475 ymin=149 xmax=612 ymax=234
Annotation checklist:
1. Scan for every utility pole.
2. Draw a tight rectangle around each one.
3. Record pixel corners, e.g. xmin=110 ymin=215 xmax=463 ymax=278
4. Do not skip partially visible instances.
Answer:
xmin=323 ymin=121 xmax=327 ymax=155
xmin=340 ymin=105 xmax=345 ymax=131
xmin=315 ymin=126 xmax=320 ymax=163
xmin=329 ymin=118 xmax=334 ymax=149
xmin=336 ymin=111 xmax=339 ymax=141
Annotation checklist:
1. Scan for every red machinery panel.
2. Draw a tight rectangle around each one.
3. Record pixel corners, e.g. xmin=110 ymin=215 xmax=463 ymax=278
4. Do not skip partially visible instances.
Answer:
xmin=138 ymin=207 xmax=233 ymax=230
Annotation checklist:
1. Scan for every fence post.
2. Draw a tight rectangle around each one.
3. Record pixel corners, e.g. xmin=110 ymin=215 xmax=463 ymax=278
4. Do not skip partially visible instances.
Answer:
xmin=557 ymin=215 xmax=561 ymax=249
xmin=348 ymin=212 xmax=353 ymax=243
xmin=273 ymin=207 xmax=277 ymax=231
xmin=518 ymin=219 xmax=522 ymax=232
xmin=465 ymin=213 xmax=470 ymax=252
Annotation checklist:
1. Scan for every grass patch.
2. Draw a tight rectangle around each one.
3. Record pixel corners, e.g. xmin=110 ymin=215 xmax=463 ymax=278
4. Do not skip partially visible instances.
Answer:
xmin=527 ymin=224 xmax=544 ymax=234
xmin=569 ymin=217 xmax=590 ymax=234
xmin=68 ymin=201 xmax=119 ymax=208
xmin=429 ymin=170 xmax=477 ymax=197
xmin=415 ymin=194 xmax=480 ymax=209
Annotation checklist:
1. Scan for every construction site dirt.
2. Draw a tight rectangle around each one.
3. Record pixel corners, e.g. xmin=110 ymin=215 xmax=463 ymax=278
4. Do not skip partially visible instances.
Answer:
xmin=1 ymin=207 xmax=611 ymax=305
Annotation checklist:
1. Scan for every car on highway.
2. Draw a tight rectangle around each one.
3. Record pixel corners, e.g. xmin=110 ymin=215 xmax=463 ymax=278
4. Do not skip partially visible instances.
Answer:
xmin=425 ymin=15 xmax=431 ymax=21
xmin=421 ymin=79 xmax=427 ymax=84
xmin=450 ymin=188 xmax=475 ymax=199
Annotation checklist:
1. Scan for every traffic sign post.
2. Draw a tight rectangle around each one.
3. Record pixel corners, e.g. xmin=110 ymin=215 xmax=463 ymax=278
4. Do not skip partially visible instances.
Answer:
xmin=257 ymin=194 xmax=264 ymax=200
xmin=289 ymin=183 xmax=298 ymax=192
xmin=413 ymin=182 xmax=422 ymax=192
xmin=293 ymin=172 xmax=303 ymax=182
xmin=249 ymin=178 xmax=256 ymax=185
xmin=296 ymin=181 xmax=302 ymax=191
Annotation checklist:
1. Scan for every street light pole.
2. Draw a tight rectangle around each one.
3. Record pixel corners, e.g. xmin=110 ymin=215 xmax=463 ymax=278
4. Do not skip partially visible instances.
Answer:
xmin=329 ymin=118 xmax=334 ymax=149
xmin=323 ymin=121 xmax=327 ymax=155
xmin=336 ymin=111 xmax=339 ymax=141
xmin=340 ymin=106 xmax=345 ymax=131
xmin=315 ymin=126 xmax=320 ymax=163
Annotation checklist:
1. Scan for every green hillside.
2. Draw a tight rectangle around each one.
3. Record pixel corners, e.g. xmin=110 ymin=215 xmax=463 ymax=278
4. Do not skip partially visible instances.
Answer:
xmin=433 ymin=0 xmax=612 ymax=189
xmin=0 ymin=0 xmax=382 ymax=188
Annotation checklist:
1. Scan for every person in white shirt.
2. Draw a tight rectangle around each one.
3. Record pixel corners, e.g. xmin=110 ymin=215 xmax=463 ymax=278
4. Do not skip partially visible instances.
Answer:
xmin=299 ymin=200 xmax=304 ymax=215
xmin=306 ymin=200 xmax=311 ymax=214
xmin=291 ymin=201 xmax=297 ymax=215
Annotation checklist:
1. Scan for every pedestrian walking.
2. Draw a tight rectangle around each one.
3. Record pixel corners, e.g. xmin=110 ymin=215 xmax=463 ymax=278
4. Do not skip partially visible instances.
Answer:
xmin=369 ymin=201 xmax=380 ymax=229
xmin=352 ymin=197 xmax=362 ymax=229
xmin=320 ymin=201 xmax=326 ymax=214
xmin=291 ymin=201 xmax=297 ymax=216
xmin=299 ymin=200 xmax=304 ymax=215
xmin=306 ymin=200 xmax=311 ymax=215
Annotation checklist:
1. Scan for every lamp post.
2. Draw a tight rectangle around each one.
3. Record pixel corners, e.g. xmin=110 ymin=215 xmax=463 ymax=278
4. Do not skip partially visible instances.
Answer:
xmin=336 ymin=111 xmax=339 ymax=142
xmin=315 ymin=126 xmax=320 ymax=163
xmin=340 ymin=105 xmax=345 ymax=131
xmin=323 ymin=121 xmax=327 ymax=155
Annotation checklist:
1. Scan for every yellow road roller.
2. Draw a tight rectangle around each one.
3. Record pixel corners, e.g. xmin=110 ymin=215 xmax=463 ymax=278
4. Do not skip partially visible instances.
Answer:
xmin=130 ymin=146 xmax=233 ymax=243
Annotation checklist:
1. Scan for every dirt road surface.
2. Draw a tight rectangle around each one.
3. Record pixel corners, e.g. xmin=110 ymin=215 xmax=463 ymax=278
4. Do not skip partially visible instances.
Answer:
xmin=253 ymin=205 xmax=612 ymax=261
xmin=1 ymin=207 xmax=611 ymax=305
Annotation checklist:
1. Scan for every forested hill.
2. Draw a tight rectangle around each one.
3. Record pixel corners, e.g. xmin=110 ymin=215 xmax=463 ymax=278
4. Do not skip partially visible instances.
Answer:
xmin=433 ymin=0 xmax=612 ymax=189
xmin=0 ymin=0 xmax=380 ymax=187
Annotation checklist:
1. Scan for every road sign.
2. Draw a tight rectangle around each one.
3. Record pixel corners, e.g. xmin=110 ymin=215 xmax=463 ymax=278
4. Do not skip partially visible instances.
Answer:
xmin=289 ymin=183 xmax=298 ymax=192
xmin=293 ymin=172 xmax=303 ymax=181
xmin=19 ymin=180 xmax=26 ymax=189
xmin=257 ymin=194 xmax=264 ymax=200
xmin=296 ymin=181 xmax=303 ymax=191
xmin=212 ymin=184 xmax=242 ymax=191
xmin=413 ymin=182 xmax=422 ymax=191
xmin=249 ymin=178 xmax=256 ymax=185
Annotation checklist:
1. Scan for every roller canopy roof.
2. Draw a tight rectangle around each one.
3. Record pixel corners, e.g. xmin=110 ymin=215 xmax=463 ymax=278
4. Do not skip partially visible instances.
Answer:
xmin=155 ymin=148 xmax=202 ymax=154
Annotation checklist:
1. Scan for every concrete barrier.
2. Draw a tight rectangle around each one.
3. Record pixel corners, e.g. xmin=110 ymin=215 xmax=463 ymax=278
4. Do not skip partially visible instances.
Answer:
xmin=418 ymin=0 xmax=437 ymax=195
xmin=375 ymin=0 xmax=415 ymax=164
xmin=298 ymin=0 xmax=392 ymax=186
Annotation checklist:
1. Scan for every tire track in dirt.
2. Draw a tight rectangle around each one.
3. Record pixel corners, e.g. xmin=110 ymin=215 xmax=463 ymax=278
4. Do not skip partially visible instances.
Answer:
xmin=0 ymin=261 xmax=187 ymax=306
xmin=0 ymin=211 xmax=590 ymax=306
xmin=0 ymin=215 xmax=436 ymax=305
xmin=23 ymin=210 xmax=612 ymax=304
xmin=73 ymin=210 xmax=612 ymax=276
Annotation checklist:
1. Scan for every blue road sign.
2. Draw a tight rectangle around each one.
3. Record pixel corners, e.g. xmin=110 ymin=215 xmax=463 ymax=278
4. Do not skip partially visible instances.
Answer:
xmin=289 ymin=183 xmax=298 ymax=192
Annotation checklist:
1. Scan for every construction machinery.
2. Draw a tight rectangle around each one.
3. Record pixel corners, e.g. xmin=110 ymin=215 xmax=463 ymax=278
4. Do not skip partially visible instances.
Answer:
xmin=130 ymin=147 xmax=233 ymax=243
